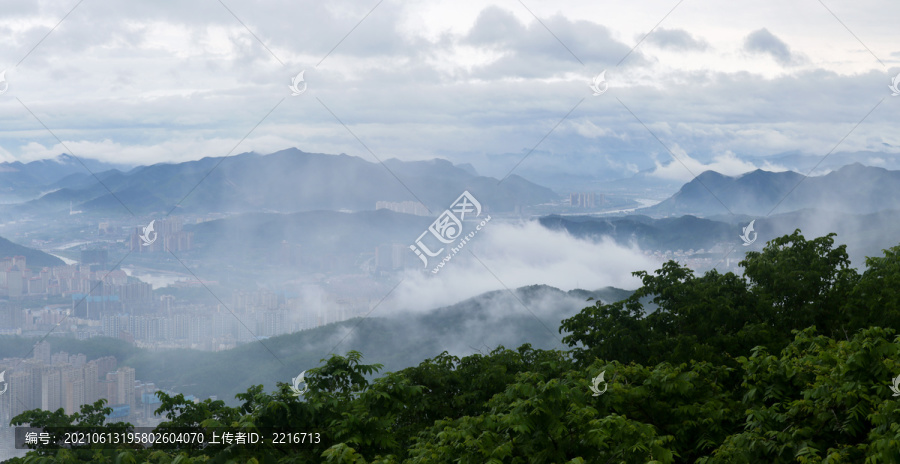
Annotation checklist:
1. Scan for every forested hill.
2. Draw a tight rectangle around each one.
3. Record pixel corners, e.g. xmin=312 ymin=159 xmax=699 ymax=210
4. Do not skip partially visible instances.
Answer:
xmin=0 ymin=235 xmax=64 ymax=268
xmin=1 ymin=285 xmax=632 ymax=403
xmin=10 ymin=230 xmax=900 ymax=463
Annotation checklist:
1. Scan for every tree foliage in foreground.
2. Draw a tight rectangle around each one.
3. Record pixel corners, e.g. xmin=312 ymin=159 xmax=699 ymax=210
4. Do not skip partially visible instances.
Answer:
xmin=9 ymin=230 xmax=900 ymax=463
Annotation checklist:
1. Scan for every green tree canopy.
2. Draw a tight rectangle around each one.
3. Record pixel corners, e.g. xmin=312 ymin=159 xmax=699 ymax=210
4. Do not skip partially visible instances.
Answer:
xmin=9 ymin=231 xmax=900 ymax=463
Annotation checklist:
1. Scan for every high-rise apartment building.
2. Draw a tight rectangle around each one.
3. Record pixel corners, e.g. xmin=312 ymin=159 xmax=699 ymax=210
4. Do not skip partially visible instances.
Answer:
xmin=33 ymin=341 xmax=51 ymax=365
xmin=9 ymin=370 xmax=32 ymax=417
xmin=83 ymin=362 xmax=99 ymax=406
xmin=62 ymin=367 xmax=85 ymax=415
xmin=569 ymin=192 xmax=596 ymax=208
xmin=116 ymin=367 xmax=136 ymax=410
xmin=130 ymin=217 xmax=193 ymax=253
xmin=41 ymin=367 xmax=62 ymax=411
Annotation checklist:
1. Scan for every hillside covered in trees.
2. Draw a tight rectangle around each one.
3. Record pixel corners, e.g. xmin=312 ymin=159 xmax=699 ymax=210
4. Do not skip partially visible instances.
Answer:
xmin=8 ymin=230 xmax=900 ymax=463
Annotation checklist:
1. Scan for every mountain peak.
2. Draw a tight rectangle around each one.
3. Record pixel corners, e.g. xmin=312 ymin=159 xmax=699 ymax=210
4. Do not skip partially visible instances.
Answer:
xmin=836 ymin=162 xmax=871 ymax=171
xmin=54 ymin=153 xmax=79 ymax=165
xmin=694 ymin=170 xmax=731 ymax=181
xmin=739 ymin=168 xmax=767 ymax=177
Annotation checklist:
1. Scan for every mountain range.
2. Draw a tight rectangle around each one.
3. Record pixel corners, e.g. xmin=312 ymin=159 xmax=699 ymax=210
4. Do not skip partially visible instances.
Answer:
xmin=542 ymin=206 xmax=900 ymax=271
xmin=5 ymin=149 xmax=900 ymax=276
xmin=452 ymin=148 xmax=900 ymax=194
xmin=0 ymin=155 xmax=126 ymax=201
xmin=7 ymin=148 xmax=558 ymax=218
xmin=638 ymin=163 xmax=900 ymax=217
xmin=6 ymin=149 xmax=900 ymax=222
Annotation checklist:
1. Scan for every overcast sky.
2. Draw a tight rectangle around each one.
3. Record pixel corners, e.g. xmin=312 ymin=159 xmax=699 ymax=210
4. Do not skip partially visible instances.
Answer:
xmin=0 ymin=0 xmax=897 ymax=181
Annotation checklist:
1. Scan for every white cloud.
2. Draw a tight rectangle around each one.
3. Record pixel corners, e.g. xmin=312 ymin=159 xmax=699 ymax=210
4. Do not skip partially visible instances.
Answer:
xmin=390 ymin=220 xmax=652 ymax=313
xmin=648 ymin=149 xmax=789 ymax=182
xmin=0 ymin=0 xmax=896 ymax=178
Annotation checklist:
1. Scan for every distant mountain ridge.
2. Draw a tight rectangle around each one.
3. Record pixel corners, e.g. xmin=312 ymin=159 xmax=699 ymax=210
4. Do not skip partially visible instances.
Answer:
xmin=0 ymin=154 xmax=125 ymax=185
xmin=540 ymin=214 xmax=735 ymax=252
xmin=541 ymin=206 xmax=900 ymax=271
xmin=758 ymin=150 xmax=900 ymax=173
xmin=640 ymin=163 xmax=900 ymax=217
xmin=0 ymin=155 xmax=126 ymax=200
xmin=14 ymin=148 xmax=558 ymax=216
